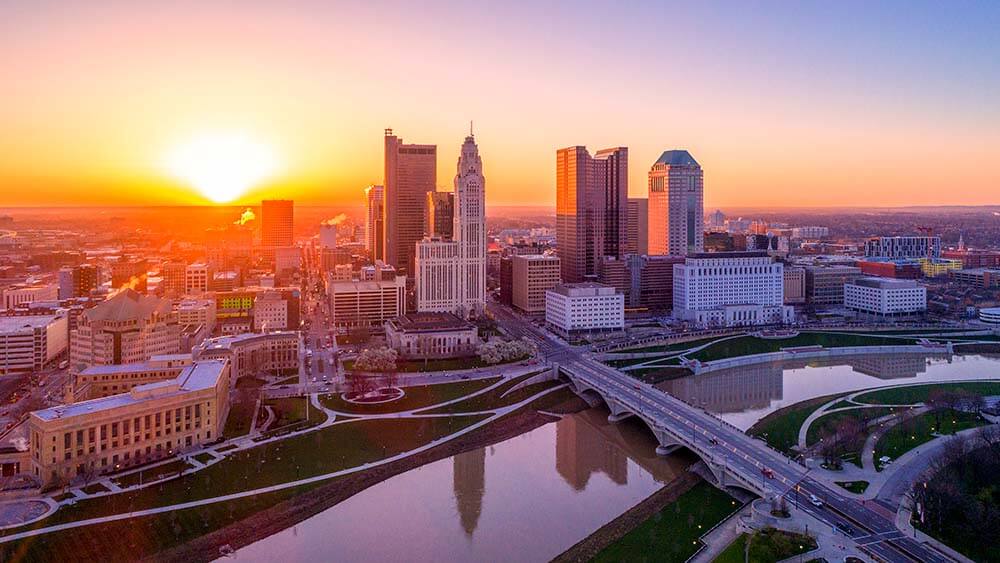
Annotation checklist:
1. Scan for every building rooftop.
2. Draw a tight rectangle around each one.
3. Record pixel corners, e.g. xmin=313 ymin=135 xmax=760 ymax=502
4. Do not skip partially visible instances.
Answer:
xmin=654 ymin=150 xmax=699 ymax=167
xmin=851 ymin=277 xmax=922 ymax=289
xmin=196 ymin=331 xmax=297 ymax=352
xmin=33 ymin=360 xmax=227 ymax=422
xmin=687 ymin=251 xmax=770 ymax=260
xmin=386 ymin=312 xmax=474 ymax=333
xmin=0 ymin=314 xmax=62 ymax=333
xmin=548 ymin=282 xmax=619 ymax=297
xmin=82 ymin=288 xmax=171 ymax=322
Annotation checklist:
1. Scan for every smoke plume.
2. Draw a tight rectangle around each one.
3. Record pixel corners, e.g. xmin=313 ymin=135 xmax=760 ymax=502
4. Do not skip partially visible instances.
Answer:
xmin=234 ymin=208 xmax=256 ymax=226
xmin=322 ymin=213 xmax=348 ymax=226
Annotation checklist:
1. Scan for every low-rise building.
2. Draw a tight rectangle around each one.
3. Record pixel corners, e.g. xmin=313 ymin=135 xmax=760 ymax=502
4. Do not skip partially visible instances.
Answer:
xmin=327 ymin=275 xmax=407 ymax=330
xmin=185 ymin=263 xmax=211 ymax=295
xmin=950 ymin=268 xmax=1000 ymax=288
xmin=857 ymin=259 xmax=922 ymax=280
xmin=673 ymin=252 xmax=793 ymax=327
xmin=70 ymin=289 xmax=180 ymax=370
xmin=0 ymin=314 xmax=68 ymax=374
xmin=384 ymin=312 xmax=479 ymax=360
xmin=783 ymin=266 xmax=806 ymax=305
xmin=844 ymin=277 xmax=927 ymax=319
xmin=28 ymin=359 xmax=230 ymax=485
xmin=978 ymin=307 xmax=1000 ymax=325
xmin=545 ymin=283 xmax=624 ymax=336
xmin=511 ymin=254 xmax=561 ymax=313
xmin=176 ymin=298 xmax=216 ymax=334
xmin=805 ymin=265 xmax=862 ymax=306
xmin=70 ymin=354 xmax=194 ymax=401
xmin=2 ymin=284 xmax=59 ymax=311
xmin=917 ymin=257 xmax=963 ymax=278
xmin=193 ymin=331 xmax=298 ymax=379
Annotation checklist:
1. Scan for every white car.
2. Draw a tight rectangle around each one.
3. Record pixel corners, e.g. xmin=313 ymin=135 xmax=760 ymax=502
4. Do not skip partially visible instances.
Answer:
xmin=808 ymin=494 xmax=823 ymax=508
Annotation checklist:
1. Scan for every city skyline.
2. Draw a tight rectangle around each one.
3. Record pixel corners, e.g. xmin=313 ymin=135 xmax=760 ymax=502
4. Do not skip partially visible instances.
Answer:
xmin=2 ymin=1 xmax=998 ymax=208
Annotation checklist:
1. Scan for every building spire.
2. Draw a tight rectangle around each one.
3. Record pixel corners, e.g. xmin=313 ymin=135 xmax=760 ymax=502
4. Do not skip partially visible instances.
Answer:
xmin=469 ymin=120 xmax=474 ymax=137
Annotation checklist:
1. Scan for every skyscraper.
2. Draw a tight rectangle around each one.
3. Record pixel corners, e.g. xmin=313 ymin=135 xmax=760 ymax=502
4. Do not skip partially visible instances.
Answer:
xmin=625 ymin=197 xmax=648 ymax=255
xmin=383 ymin=129 xmax=436 ymax=279
xmin=364 ymin=184 xmax=384 ymax=261
xmin=555 ymin=146 xmax=628 ymax=283
xmin=453 ymin=133 xmax=487 ymax=312
xmin=261 ymin=199 xmax=294 ymax=263
xmin=415 ymin=132 xmax=486 ymax=316
xmin=425 ymin=191 xmax=454 ymax=239
xmin=648 ymin=150 xmax=703 ymax=256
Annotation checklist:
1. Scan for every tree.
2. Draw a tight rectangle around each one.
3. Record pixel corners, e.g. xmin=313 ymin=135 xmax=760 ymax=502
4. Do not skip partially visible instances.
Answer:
xmin=354 ymin=347 xmax=397 ymax=372
xmin=477 ymin=338 xmax=537 ymax=365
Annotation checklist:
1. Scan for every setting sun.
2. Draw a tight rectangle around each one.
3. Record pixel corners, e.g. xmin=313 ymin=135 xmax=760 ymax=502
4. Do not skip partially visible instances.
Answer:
xmin=163 ymin=132 xmax=280 ymax=203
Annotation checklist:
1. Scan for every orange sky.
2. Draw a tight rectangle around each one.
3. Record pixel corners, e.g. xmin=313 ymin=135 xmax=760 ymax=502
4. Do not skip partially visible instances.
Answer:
xmin=1 ymin=2 xmax=998 ymax=208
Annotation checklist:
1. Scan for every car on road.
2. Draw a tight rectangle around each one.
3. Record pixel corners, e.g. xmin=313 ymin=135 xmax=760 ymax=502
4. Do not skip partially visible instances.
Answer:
xmin=761 ymin=468 xmax=775 ymax=479
xmin=808 ymin=494 xmax=823 ymax=507
xmin=708 ymin=437 xmax=719 ymax=445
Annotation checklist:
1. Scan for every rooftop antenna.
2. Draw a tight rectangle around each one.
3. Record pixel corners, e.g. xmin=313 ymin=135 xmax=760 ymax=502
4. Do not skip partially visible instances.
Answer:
xmin=469 ymin=120 xmax=473 ymax=136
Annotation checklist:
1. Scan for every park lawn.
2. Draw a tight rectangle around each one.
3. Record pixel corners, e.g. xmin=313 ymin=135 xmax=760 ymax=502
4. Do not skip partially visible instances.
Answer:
xmin=111 ymin=459 xmax=194 ymax=489
xmin=235 ymin=376 xmax=267 ymax=389
xmin=617 ymin=335 xmax=735 ymax=355
xmin=7 ymin=415 xmax=488 ymax=534
xmin=593 ymin=481 xmax=741 ymax=563
xmin=319 ymin=376 xmax=502 ymax=414
xmin=193 ymin=452 xmax=215 ymax=464
xmin=264 ymin=397 xmax=327 ymax=429
xmin=80 ymin=482 xmax=109 ymax=495
xmin=854 ymin=381 xmax=1000 ymax=406
xmin=748 ymin=392 xmax=847 ymax=455
xmin=222 ymin=397 xmax=257 ymax=438
xmin=344 ymin=356 xmax=530 ymax=373
xmin=418 ymin=373 xmax=540 ymax=414
xmin=875 ymin=410 xmax=987 ymax=470
xmin=805 ymin=406 xmax=899 ymax=446
xmin=625 ymin=366 xmax=691 ymax=384
xmin=713 ymin=529 xmax=817 ymax=563
xmin=690 ymin=332 xmax=917 ymax=362
xmin=836 ymin=481 xmax=870 ymax=494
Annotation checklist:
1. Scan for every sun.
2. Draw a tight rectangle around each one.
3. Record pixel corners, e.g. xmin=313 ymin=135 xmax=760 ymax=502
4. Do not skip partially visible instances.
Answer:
xmin=163 ymin=132 xmax=280 ymax=203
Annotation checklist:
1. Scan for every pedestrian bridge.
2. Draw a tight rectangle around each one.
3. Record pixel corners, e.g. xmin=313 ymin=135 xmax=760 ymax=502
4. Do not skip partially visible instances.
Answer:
xmin=558 ymin=359 xmax=781 ymax=499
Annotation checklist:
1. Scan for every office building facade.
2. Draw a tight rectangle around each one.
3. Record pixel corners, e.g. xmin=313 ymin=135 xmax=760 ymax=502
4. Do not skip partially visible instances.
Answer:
xmin=648 ymin=150 xmax=703 ymax=256
xmin=384 ymin=130 xmax=436 ymax=279
xmin=364 ymin=184 xmax=385 ymax=261
xmin=673 ymin=252 xmax=792 ymax=327
xmin=545 ymin=283 xmax=624 ymax=336
xmin=511 ymin=254 xmax=561 ymax=313
xmin=844 ymin=277 xmax=927 ymax=319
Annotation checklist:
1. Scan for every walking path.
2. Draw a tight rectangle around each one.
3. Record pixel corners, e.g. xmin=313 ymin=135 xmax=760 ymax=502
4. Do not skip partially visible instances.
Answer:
xmin=0 ymin=381 xmax=568 ymax=542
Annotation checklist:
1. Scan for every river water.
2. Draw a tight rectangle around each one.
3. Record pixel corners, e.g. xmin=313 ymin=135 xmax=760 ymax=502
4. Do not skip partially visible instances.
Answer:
xmin=232 ymin=353 xmax=1000 ymax=562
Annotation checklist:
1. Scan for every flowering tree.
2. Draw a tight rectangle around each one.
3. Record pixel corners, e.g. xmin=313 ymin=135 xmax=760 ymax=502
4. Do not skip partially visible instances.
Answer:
xmin=477 ymin=338 xmax=537 ymax=365
xmin=353 ymin=346 xmax=398 ymax=372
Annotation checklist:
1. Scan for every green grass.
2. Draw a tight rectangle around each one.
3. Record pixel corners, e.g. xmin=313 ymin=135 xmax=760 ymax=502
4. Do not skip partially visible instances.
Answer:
xmin=690 ymin=332 xmax=917 ymax=362
xmin=344 ymin=356 xmax=531 ymax=373
xmin=235 ymin=376 xmax=267 ymax=389
xmin=264 ymin=397 xmax=327 ymax=430
xmin=112 ymin=459 xmax=194 ymax=488
xmin=593 ymin=481 xmax=742 ymax=563
xmin=854 ymin=381 xmax=1000 ymax=406
xmin=192 ymin=452 xmax=215 ymax=464
xmin=222 ymin=398 xmax=257 ymax=438
xmin=806 ymin=407 xmax=899 ymax=446
xmin=623 ymin=366 xmax=691 ymax=384
xmin=827 ymin=400 xmax=857 ymax=410
xmin=5 ymin=415 xmax=487 ymax=534
xmin=835 ymin=481 xmax=870 ymax=494
xmin=713 ymin=529 xmax=817 ymax=563
xmin=747 ymin=392 xmax=847 ymax=455
xmin=80 ymin=482 xmax=109 ymax=495
xmin=417 ymin=374 xmax=545 ymax=414
xmin=875 ymin=410 xmax=988 ymax=470
xmin=318 ymin=376 xmax=501 ymax=414
xmin=617 ymin=335 xmax=734 ymax=355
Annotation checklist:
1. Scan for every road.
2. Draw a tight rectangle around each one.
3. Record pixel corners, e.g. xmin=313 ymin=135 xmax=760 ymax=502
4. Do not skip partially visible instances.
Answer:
xmin=488 ymin=302 xmax=954 ymax=563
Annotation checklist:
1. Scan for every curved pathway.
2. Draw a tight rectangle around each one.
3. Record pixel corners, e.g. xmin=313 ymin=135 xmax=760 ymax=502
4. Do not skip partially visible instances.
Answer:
xmin=0 ymin=381 xmax=567 ymax=542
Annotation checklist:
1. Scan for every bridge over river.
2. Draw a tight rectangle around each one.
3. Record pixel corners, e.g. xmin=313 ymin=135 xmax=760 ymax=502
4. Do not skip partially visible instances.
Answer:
xmin=488 ymin=304 xmax=956 ymax=563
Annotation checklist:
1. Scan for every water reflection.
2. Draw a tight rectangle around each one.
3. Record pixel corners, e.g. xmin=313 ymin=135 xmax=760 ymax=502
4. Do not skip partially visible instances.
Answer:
xmin=453 ymin=449 xmax=485 ymax=536
xmin=662 ymin=353 xmax=1000 ymax=430
xmin=233 ymin=409 xmax=689 ymax=562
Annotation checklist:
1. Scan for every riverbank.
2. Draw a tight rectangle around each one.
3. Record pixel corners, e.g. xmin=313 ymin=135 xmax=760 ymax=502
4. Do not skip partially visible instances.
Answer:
xmin=551 ymin=470 xmax=702 ymax=563
xmin=150 ymin=394 xmax=589 ymax=563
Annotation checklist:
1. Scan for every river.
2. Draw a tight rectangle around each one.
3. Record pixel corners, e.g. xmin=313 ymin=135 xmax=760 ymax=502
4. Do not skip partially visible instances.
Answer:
xmin=232 ymin=353 xmax=1000 ymax=561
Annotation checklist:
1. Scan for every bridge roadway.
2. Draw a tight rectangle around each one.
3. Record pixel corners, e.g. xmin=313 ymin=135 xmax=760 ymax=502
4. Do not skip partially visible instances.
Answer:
xmin=488 ymin=304 xmax=953 ymax=563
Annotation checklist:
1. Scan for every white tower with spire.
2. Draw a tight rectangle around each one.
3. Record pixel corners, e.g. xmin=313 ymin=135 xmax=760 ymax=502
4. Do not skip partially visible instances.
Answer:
xmin=415 ymin=129 xmax=487 ymax=316
xmin=454 ymin=131 xmax=487 ymax=314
